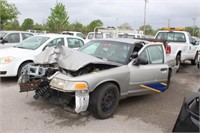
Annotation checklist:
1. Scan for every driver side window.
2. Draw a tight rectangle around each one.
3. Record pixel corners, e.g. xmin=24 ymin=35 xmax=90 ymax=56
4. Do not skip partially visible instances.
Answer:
xmin=4 ymin=33 xmax=20 ymax=43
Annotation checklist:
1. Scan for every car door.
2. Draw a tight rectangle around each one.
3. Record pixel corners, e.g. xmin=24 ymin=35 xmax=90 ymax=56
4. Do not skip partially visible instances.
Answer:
xmin=128 ymin=44 xmax=169 ymax=94
xmin=189 ymin=37 xmax=199 ymax=59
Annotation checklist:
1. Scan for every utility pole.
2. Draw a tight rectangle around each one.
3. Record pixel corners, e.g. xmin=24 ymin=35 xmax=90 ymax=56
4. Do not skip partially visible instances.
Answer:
xmin=193 ymin=17 xmax=196 ymax=36
xmin=168 ymin=19 xmax=170 ymax=27
xmin=143 ymin=0 xmax=148 ymax=35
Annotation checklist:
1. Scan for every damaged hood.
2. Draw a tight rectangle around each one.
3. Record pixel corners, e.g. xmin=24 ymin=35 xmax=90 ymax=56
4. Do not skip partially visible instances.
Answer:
xmin=34 ymin=46 xmax=120 ymax=71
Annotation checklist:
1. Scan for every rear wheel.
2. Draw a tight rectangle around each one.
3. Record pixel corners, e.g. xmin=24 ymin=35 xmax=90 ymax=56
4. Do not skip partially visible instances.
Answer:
xmin=167 ymin=69 xmax=172 ymax=89
xmin=176 ymin=54 xmax=181 ymax=72
xmin=191 ymin=53 xmax=197 ymax=65
xmin=88 ymin=83 xmax=119 ymax=119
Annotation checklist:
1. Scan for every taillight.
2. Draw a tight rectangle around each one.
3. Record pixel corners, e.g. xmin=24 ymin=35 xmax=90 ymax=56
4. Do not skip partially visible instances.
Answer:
xmin=166 ymin=45 xmax=171 ymax=54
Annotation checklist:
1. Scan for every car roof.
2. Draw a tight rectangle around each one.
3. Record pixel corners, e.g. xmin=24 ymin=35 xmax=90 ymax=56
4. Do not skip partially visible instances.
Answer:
xmin=0 ymin=30 xmax=34 ymax=34
xmin=91 ymin=38 xmax=150 ymax=45
xmin=34 ymin=33 xmax=84 ymax=40
xmin=157 ymin=30 xmax=189 ymax=34
xmin=61 ymin=31 xmax=82 ymax=34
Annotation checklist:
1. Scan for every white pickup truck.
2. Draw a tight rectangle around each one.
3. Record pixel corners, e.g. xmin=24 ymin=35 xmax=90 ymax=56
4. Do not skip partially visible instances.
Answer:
xmin=155 ymin=28 xmax=199 ymax=71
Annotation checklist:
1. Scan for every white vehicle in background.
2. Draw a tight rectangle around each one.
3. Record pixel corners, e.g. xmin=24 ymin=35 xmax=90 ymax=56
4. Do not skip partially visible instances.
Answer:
xmin=0 ymin=31 xmax=34 ymax=48
xmin=155 ymin=27 xmax=199 ymax=71
xmin=85 ymin=32 xmax=112 ymax=43
xmin=118 ymin=33 xmax=145 ymax=39
xmin=26 ymin=30 xmax=49 ymax=35
xmin=61 ymin=31 xmax=85 ymax=39
xmin=0 ymin=34 xmax=85 ymax=77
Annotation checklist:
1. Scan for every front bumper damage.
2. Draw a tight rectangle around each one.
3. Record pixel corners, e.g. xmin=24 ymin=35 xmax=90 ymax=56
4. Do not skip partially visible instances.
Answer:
xmin=18 ymin=64 xmax=90 ymax=113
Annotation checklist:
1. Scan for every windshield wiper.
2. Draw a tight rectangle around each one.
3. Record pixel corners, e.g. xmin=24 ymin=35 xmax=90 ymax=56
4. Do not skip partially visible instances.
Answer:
xmin=14 ymin=46 xmax=27 ymax=49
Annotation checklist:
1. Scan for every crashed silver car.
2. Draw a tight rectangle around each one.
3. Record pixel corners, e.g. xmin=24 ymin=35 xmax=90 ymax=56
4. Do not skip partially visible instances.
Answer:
xmin=18 ymin=38 xmax=177 ymax=119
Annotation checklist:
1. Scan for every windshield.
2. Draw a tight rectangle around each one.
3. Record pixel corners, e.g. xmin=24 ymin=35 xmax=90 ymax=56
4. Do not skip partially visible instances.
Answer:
xmin=0 ymin=32 xmax=7 ymax=39
xmin=88 ymin=33 xmax=104 ymax=39
xmin=79 ymin=40 xmax=131 ymax=64
xmin=156 ymin=32 xmax=186 ymax=42
xmin=15 ymin=36 xmax=49 ymax=50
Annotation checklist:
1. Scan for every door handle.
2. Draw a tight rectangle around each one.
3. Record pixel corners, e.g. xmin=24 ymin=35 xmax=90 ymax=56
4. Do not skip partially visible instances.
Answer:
xmin=160 ymin=68 xmax=167 ymax=71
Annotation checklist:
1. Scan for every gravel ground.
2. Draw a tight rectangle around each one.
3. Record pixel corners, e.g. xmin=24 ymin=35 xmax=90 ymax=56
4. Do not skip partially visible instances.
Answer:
xmin=0 ymin=62 xmax=199 ymax=133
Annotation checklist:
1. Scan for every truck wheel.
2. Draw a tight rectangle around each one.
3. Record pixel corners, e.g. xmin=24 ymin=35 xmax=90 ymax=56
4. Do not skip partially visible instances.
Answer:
xmin=167 ymin=69 xmax=172 ymax=89
xmin=17 ymin=62 xmax=31 ymax=78
xmin=89 ymin=83 xmax=119 ymax=119
xmin=191 ymin=53 xmax=197 ymax=65
xmin=176 ymin=54 xmax=181 ymax=72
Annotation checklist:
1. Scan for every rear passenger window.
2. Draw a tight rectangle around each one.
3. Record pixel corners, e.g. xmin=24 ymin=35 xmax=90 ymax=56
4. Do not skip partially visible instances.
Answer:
xmin=22 ymin=33 xmax=33 ymax=40
xmin=147 ymin=45 xmax=164 ymax=64
xmin=46 ymin=38 xmax=64 ymax=47
xmin=77 ymin=33 xmax=84 ymax=39
xmin=139 ymin=45 xmax=164 ymax=64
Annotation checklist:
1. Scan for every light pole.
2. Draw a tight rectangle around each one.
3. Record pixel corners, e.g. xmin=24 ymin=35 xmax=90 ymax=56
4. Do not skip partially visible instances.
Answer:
xmin=193 ymin=17 xmax=196 ymax=36
xmin=143 ymin=0 xmax=148 ymax=35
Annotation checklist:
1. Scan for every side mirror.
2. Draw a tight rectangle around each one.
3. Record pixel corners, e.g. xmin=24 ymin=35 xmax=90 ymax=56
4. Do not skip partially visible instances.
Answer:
xmin=133 ymin=58 xmax=148 ymax=66
xmin=191 ymin=40 xmax=198 ymax=45
xmin=1 ymin=39 xmax=8 ymax=44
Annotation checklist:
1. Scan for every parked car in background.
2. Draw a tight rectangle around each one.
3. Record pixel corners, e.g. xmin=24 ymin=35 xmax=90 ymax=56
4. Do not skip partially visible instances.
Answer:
xmin=61 ymin=31 xmax=85 ymax=39
xmin=0 ymin=31 xmax=34 ymax=48
xmin=85 ymin=32 xmax=111 ymax=43
xmin=26 ymin=30 xmax=49 ymax=35
xmin=0 ymin=34 xmax=85 ymax=77
xmin=118 ymin=33 xmax=145 ymax=39
xmin=18 ymin=38 xmax=177 ymax=119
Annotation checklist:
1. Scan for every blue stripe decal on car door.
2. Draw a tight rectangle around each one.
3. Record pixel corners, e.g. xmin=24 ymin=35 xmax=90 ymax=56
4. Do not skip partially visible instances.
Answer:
xmin=145 ymin=83 xmax=167 ymax=92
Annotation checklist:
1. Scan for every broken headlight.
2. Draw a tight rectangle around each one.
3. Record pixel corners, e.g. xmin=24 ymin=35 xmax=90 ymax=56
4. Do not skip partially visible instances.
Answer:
xmin=50 ymin=78 xmax=88 ymax=91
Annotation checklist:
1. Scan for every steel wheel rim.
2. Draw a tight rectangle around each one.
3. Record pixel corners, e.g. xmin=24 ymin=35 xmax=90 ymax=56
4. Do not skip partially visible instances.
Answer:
xmin=101 ymin=90 xmax=116 ymax=113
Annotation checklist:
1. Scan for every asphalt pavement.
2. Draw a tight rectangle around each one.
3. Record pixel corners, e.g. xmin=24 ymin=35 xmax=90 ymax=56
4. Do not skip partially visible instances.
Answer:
xmin=0 ymin=62 xmax=199 ymax=133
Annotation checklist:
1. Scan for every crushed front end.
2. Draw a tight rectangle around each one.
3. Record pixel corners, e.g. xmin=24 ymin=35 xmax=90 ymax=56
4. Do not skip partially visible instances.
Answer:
xmin=18 ymin=63 xmax=90 ymax=113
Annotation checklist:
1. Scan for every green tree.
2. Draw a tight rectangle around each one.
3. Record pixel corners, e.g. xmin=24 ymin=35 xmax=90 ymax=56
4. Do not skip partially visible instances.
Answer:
xmin=118 ymin=23 xmax=132 ymax=30
xmin=4 ymin=19 xmax=20 ymax=30
xmin=87 ymin=19 xmax=103 ymax=32
xmin=185 ymin=26 xmax=200 ymax=37
xmin=21 ymin=18 xmax=34 ymax=30
xmin=139 ymin=24 xmax=154 ymax=35
xmin=34 ymin=23 xmax=43 ymax=30
xmin=0 ymin=0 xmax=20 ymax=29
xmin=47 ymin=2 xmax=69 ymax=33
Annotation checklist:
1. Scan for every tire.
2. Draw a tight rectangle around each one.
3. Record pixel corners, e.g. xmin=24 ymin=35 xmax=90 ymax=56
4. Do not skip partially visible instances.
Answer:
xmin=176 ymin=54 xmax=181 ymax=72
xmin=167 ymin=69 xmax=172 ymax=89
xmin=88 ymin=83 xmax=119 ymax=119
xmin=191 ymin=53 xmax=197 ymax=65
xmin=17 ymin=62 xmax=32 ymax=78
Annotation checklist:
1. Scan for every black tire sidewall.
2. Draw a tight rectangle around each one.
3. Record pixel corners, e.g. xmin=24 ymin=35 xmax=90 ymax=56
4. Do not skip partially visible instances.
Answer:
xmin=176 ymin=54 xmax=181 ymax=72
xmin=90 ymin=83 xmax=119 ymax=119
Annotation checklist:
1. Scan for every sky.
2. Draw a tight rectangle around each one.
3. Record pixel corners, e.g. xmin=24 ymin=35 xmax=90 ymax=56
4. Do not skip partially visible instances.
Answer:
xmin=7 ymin=0 xmax=200 ymax=29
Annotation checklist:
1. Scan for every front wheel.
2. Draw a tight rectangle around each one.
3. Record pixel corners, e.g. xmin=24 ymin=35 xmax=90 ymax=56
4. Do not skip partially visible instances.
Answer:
xmin=17 ymin=62 xmax=32 ymax=78
xmin=88 ymin=83 xmax=119 ymax=119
